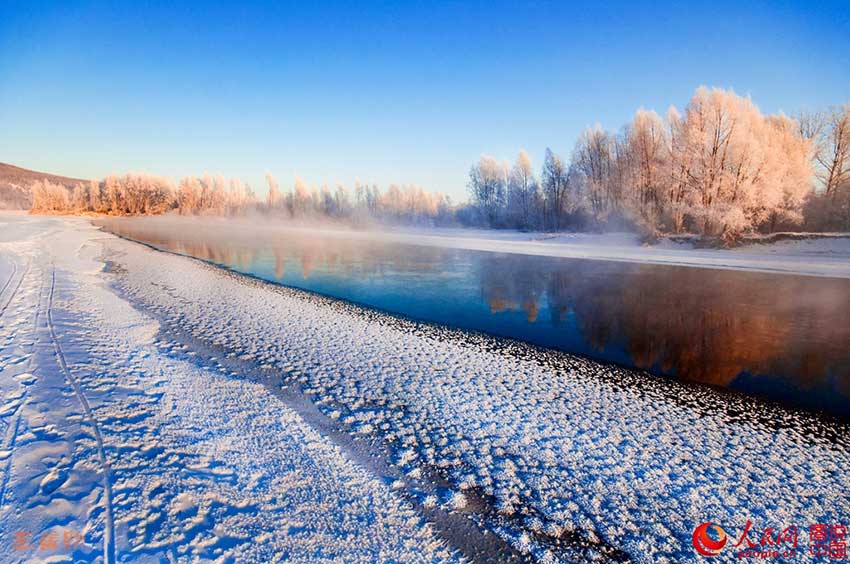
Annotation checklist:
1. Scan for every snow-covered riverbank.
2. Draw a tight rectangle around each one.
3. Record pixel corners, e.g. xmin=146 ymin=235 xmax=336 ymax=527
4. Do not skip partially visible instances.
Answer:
xmin=95 ymin=214 xmax=850 ymax=279
xmin=284 ymin=225 xmax=850 ymax=278
xmin=1 ymin=213 xmax=848 ymax=563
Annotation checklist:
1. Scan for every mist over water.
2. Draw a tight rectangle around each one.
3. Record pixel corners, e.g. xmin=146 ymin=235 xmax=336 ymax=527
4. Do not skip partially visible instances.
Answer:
xmin=98 ymin=216 xmax=850 ymax=418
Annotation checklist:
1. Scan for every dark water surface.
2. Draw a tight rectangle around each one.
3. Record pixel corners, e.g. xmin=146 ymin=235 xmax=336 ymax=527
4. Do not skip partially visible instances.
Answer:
xmin=99 ymin=219 xmax=850 ymax=419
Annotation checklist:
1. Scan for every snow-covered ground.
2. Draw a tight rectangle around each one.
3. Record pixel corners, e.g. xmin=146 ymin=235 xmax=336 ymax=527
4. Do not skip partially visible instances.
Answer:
xmin=0 ymin=214 xmax=460 ymax=563
xmin=1 ymin=212 xmax=848 ymax=563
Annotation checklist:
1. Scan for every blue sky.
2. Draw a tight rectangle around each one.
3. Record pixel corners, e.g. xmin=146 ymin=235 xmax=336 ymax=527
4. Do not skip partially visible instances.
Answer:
xmin=1 ymin=1 xmax=848 ymax=201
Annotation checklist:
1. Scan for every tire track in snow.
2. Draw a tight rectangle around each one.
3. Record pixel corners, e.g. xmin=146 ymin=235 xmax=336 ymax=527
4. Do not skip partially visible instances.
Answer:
xmin=0 ymin=257 xmax=16 ymax=303
xmin=0 ymin=412 xmax=23 ymax=511
xmin=0 ymin=260 xmax=40 ymax=511
xmin=0 ymin=260 xmax=29 ymax=321
xmin=47 ymin=267 xmax=117 ymax=564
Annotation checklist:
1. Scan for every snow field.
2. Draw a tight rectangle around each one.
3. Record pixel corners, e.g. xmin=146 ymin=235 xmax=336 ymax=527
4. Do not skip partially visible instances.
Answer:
xmin=0 ymin=216 xmax=460 ymax=563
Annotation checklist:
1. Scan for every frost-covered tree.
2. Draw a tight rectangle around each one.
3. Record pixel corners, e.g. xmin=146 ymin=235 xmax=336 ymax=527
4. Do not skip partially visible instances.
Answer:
xmin=72 ymin=182 xmax=87 ymax=212
xmin=381 ymin=184 xmax=403 ymax=217
xmin=225 ymin=178 xmax=256 ymax=215
xmin=507 ymin=150 xmax=540 ymax=230
xmin=178 ymin=176 xmax=201 ymax=214
xmin=540 ymin=148 xmax=569 ymax=230
xmin=817 ymin=106 xmax=850 ymax=198
xmin=624 ymin=109 xmax=669 ymax=229
xmin=104 ymin=175 xmax=122 ymax=214
xmin=802 ymin=105 xmax=850 ymax=230
xmin=468 ymin=155 xmax=507 ymax=226
xmin=665 ymin=105 xmax=691 ymax=233
xmin=333 ymin=184 xmax=352 ymax=217
xmin=287 ymin=176 xmax=312 ymax=217
xmin=761 ymin=114 xmax=814 ymax=230
xmin=265 ymin=172 xmax=281 ymax=210
xmin=30 ymin=179 xmax=70 ymax=212
xmin=88 ymin=179 xmax=103 ymax=213
xmin=670 ymin=88 xmax=812 ymax=237
xmin=573 ymin=127 xmax=614 ymax=221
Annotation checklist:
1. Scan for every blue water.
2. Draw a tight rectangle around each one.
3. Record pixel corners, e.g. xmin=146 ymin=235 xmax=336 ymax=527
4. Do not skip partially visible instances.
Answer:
xmin=101 ymin=219 xmax=850 ymax=419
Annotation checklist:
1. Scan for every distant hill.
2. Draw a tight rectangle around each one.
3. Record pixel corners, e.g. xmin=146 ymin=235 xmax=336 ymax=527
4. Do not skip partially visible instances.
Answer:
xmin=0 ymin=162 xmax=88 ymax=209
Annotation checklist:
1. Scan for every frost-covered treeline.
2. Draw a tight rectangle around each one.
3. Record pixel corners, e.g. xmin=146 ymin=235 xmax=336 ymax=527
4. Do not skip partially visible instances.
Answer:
xmin=29 ymin=87 xmax=849 ymax=235
xmin=466 ymin=88 xmax=850 ymax=237
xmin=263 ymin=175 xmax=454 ymax=224
xmin=31 ymin=172 xmax=455 ymax=225
xmin=32 ymin=173 xmax=177 ymax=215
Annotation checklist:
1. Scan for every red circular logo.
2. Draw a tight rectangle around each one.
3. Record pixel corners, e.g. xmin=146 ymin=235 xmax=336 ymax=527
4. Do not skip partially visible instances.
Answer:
xmin=693 ymin=522 xmax=728 ymax=556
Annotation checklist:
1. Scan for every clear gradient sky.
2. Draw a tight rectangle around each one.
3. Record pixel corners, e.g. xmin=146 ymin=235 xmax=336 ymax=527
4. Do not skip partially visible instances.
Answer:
xmin=1 ymin=1 xmax=848 ymax=201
